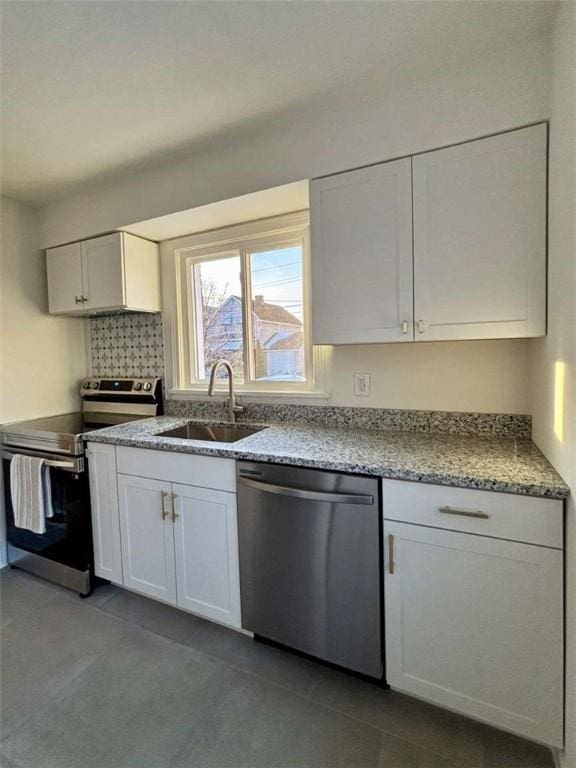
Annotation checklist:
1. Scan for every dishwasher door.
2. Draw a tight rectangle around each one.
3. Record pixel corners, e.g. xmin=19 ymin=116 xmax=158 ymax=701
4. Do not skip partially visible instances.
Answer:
xmin=237 ymin=462 xmax=382 ymax=678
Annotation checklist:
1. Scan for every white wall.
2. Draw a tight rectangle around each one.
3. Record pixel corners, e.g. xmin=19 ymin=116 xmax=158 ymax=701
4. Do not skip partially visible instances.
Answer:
xmin=0 ymin=196 xmax=88 ymax=567
xmin=330 ymin=340 xmax=530 ymax=413
xmin=39 ymin=34 xmax=550 ymax=416
xmin=529 ymin=4 xmax=576 ymax=766
xmin=40 ymin=34 xmax=550 ymax=248
xmin=0 ymin=196 xmax=87 ymax=424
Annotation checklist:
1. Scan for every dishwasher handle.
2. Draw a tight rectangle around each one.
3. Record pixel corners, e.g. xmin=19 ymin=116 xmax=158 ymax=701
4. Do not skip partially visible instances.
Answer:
xmin=238 ymin=475 xmax=374 ymax=505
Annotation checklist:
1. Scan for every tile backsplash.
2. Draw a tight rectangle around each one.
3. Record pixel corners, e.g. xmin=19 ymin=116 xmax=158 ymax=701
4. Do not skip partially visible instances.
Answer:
xmin=90 ymin=314 xmax=165 ymax=378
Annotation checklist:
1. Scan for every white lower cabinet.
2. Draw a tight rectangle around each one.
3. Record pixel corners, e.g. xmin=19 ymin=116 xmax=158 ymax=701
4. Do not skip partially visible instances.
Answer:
xmin=87 ymin=443 xmax=123 ymax=585
xmin=118 ymin=475 xmax=177 ymax=604
xmin=173 ymin=483 xmax=241 ymax=627
xmin=88 ymin=444 xmax=241 ymax=629
xmin=383 ymin=513 xmax=564 ymax=747
xmin=90 ymin=445 xmax=564 ymax=745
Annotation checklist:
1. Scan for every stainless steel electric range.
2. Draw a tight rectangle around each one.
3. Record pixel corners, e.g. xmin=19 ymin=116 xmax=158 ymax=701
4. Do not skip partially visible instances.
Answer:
xmin=1 ymin=377 xmax=163 ymax=595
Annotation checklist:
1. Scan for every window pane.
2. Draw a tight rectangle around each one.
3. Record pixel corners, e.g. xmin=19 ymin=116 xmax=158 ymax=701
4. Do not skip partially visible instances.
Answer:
xmin=249 ymin=246 xmax=305 ymax=382
xmin=192 ymin=255 xmax=244 ymax=382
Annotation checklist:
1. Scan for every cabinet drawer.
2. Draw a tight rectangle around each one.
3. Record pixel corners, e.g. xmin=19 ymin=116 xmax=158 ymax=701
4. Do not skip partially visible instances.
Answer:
xmin=382 ymin=479 xmax=563 ymax=548
xmin=116 ymin=446 xmax=236 ymax=493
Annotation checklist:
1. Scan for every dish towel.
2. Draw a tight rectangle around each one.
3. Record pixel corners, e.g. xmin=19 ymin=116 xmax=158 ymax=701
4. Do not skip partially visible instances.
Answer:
xmin=10 ymin=455 xmax=53 ymax=534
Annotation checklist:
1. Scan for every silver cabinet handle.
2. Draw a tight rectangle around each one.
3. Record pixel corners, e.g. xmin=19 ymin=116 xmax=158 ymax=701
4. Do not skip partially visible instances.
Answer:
xmin=417 ymin=319 xmax=425 ymax=334
xmin=238 ymin=476 xmax=374 ymax=505
xmin=438 ymin=505 xmax=490 ymax=520
xmin=75 ymin=296 xmax=83 ymax=304
xmin=171 ymin=493 xmax=179 ymax=522
xmin=388 ymin=534 xmax=395 ymax=575
xmin=401 ymin=321 xmax=409 ymax=334
xmin=161 ymin=491 xmax=170 ymax=520
xmin=81 ymin=296 xmax=88 ymax=303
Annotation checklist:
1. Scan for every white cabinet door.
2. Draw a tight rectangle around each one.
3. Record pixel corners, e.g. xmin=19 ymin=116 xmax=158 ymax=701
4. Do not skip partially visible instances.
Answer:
xmin=117 ymin=474 xmax=176 ymax=604
xmin=81 ymin=233 xmax=125 ymax=311
xmin=384 ymin=521 xmax=563 ymax=747
xmin=172 ymin=483 xmax=241 ymax=628
xmin=311 ymin=158 xmax=414 ymax=344
xmin=46 ymin=242 xmax=84 ymax=314
xmin=86 ymin=443 xmax=123 ymax=584
xmin=413 ymin=123 xmax=547 ymax=340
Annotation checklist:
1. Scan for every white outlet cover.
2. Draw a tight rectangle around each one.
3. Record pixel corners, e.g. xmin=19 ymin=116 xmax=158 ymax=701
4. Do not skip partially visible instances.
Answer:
xmin=354 ymin=373 xmax=371 ymax=396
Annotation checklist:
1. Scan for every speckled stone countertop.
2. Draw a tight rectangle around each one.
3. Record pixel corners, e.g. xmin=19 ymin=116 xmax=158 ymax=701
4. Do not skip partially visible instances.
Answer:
xmin=84 ymin=416 xmax=569 ymax=499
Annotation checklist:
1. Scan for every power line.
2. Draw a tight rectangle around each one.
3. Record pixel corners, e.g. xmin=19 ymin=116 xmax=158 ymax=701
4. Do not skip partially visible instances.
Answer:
xmin=252 ymin=277 xmax=301 ymax=289
xmin=250 ymin=260 xmax=301 ymax=274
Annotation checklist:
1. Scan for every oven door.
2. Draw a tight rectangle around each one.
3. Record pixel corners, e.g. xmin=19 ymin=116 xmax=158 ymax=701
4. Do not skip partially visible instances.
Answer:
xmin=2 ymin=447 xmax=93 ymax=574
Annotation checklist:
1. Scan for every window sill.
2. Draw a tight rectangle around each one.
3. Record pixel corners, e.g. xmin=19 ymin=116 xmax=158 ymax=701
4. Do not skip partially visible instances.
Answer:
xmin=167 ymin=388 xmax=331 ymax=403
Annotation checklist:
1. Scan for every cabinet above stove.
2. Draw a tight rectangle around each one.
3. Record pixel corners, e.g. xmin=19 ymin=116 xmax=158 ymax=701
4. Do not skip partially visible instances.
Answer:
xmin=46 ymin=231 xmax=160 ymax=316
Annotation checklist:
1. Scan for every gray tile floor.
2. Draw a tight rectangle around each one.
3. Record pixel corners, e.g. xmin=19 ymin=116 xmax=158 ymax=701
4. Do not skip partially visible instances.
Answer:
xmin=0 ymin=569 xmax=554 ymax=768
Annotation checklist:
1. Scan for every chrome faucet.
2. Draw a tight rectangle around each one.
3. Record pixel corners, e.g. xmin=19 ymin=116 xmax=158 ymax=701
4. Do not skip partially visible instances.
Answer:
xmin=208 ymin=360 xmax=245 ymax=423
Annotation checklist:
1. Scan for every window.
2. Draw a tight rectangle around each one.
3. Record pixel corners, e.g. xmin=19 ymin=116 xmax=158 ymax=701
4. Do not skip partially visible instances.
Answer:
xmin=192 ymin=253 xmax=244 ymax=380
xmin=165 ymin=212 xmax=324 ymax=396
xmin=250 ymin=246 xmax=305 ymax=383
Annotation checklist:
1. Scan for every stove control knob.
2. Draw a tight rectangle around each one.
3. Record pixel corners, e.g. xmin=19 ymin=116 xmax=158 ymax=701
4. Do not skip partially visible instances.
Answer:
xmin=92 ymin=381 xmax=100 ymax=390
xmin=133 ymin=382 xmax=142 ymax=391
xmin=142 ymin=382 xmax=152 ymax=392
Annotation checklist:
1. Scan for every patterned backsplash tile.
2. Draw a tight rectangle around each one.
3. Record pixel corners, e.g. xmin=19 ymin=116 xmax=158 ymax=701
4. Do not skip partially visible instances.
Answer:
xmin=90 ymin=313 xmax=165 ymax=378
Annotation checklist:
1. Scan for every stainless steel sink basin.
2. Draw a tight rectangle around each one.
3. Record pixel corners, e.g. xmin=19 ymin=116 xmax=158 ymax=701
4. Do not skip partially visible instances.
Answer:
xmin=156 ymin=423 xmax=265 ymax=443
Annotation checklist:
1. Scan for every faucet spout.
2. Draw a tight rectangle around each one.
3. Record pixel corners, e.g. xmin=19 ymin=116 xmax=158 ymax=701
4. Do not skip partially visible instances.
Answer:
xmin=208 ymin=360 xmax=244 ymax=423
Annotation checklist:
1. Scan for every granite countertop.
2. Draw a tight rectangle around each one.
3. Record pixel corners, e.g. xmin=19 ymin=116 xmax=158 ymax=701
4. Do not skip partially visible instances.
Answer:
xmin=84 ymin=416 xmax=569 ymax=500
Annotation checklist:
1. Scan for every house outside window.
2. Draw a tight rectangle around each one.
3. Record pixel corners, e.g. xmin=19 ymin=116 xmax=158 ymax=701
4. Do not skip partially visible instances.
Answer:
xmin=199 ymin=293 xmax=304 ymax=381
xmin=162 ymin=212 xmax=326 ymax=397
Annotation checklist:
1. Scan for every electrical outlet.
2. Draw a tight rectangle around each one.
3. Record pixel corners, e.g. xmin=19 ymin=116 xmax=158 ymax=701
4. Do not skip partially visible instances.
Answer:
xmin=354 ymin=373 xmax=371 ymax=397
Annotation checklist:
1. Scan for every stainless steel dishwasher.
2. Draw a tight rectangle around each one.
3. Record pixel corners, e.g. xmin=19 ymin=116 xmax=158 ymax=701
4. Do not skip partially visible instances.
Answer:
xmin=237 ymin=461 xmax=383 ymax=679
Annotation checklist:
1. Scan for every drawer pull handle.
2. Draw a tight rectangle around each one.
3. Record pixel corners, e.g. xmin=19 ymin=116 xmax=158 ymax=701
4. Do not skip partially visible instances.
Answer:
xmin=388 ymin=534 xmax=395 ymax=575
xmin=438 ymin=505 xmax=490 ymax=520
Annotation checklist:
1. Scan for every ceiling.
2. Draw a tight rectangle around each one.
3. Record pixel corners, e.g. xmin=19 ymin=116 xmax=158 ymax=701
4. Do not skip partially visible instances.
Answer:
xmin=1 ymin=0 xmax=556 ymax=206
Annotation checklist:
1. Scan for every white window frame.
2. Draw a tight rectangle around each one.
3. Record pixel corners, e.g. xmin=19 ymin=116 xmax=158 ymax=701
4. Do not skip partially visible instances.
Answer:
xmin=161 ymin=211 xmax=329 ymax=400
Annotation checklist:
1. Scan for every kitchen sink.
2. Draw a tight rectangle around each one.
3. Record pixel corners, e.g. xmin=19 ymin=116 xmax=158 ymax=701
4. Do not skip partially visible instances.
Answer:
xmin=156 ymin=423 xmax=266 ymax=443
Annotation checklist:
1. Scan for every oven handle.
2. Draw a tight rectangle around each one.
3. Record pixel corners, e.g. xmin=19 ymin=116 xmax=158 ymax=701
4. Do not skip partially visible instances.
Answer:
xmin=1 ymin=448 xmax=84 ymax=473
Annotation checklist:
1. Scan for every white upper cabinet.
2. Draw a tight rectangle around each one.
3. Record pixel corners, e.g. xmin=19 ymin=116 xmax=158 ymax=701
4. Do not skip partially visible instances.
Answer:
xmin=310 ymin=124 xmax=547 ymax=344
xmin=412 ymin=123 xmax=547 ymax=340
xmin=311 ymin=158 xmax=414 ymax=344
xmin=45 ymin=242 xmax=84 ymax=313
xmin=46 ymin=232 xmax=161 ymax=315
xmin=82 ymin=234 xmax=126 ymax=311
